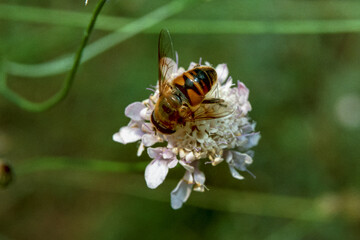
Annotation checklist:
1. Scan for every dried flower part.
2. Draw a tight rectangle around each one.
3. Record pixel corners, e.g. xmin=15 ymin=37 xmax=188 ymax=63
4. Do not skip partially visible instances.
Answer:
xmin=0 ymin=161 xmax=12 ymax=188
xmin=113 ymin=60 xmax=260 ymax=209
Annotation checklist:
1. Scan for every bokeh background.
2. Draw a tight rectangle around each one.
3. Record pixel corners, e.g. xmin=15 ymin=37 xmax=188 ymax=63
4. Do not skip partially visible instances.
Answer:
xmin=1 ymin=0 xmax=360 ymax=239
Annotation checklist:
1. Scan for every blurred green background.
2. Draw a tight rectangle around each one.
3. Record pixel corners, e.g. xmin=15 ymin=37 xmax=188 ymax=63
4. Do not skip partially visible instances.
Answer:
xmin=1 ymin=0 xmax=360 ymax=239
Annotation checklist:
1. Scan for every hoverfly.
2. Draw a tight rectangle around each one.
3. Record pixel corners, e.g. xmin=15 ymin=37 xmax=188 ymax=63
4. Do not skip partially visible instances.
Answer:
xmin=151 ymin=29 xmax=231 ymax=134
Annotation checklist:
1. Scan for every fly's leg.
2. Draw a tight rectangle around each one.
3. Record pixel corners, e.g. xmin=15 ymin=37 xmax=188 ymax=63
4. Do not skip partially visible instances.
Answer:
xmin=202 ymin=98 xmax=227 ymax=107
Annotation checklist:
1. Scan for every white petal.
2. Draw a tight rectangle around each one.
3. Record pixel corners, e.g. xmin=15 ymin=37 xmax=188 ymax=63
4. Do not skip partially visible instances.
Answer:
xmin=237 ymin=81 xmax=249 ymax=98
xmin=240 ymin=102 xmax=252 ymax=115
xmin=246 ymin=132 xmax=261 ymax=149
xmin=185 ymin=152 xmax=195 ymax=162
xmin=241 ymin=124 xmax=255 ymax=134
xmin=223 ymin=76 xmax=233 ymax=89
xmin=177 ymin=67 xmax=186 ymax=75
xmin=232 ymin=152 xmax=253 ymax=171
xmin=137 ymin=143 xmax=145 ymax=156
xmin=193 ymin=184 xmax=205 ymax=192
xmin=142 ymin=134 xmax=158 ymax=147
xmin=140 ymin=108 xmax=151 ymax=121
xmin=147 ymin=147 xmax=162 ymax=159
xmin=162 ymin=149 xmax=175 ymax=159
xmin=113 ymin=127 xmax=143 ymax=144
xmin=223 ymin=150 xmax=233 ymax=163
xmin=170 ymin=180 xmax=192 ymax=209
xmin=228 ymin=165 xmax=244 ymax=180
xmin=183 ymin=170 xmax=194 ymax=183
xmin=194 ymin=168 xmax=205 ymax=185
xmin=167 ymin=158 xmax=178 ymax=169
xmin=144 ymin=160 xmax=169 ymax=189
xmin=179 ymin=160 xmax=195 ymax=172
xmin=125 ymin=102 xmax=146 ymax=121
xmin=141 ymin=122 xmax=154 ymax=133
xmin=188 ymin=62 xmax=198 ymax=70
xmin=216 ymin=64 xmax=229 ymax=84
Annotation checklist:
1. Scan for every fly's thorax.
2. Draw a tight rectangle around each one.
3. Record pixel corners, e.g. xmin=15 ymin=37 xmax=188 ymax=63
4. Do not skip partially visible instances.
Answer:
xmin=151 ymin=95 xmax=182 ymax=134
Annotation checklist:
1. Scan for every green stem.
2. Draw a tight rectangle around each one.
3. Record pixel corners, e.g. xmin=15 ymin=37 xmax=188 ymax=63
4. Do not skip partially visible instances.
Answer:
xmin=14 ymin=156 xmax=357 ymax=222
xmin=5 ymin=0 xmax=191 ymax=78
xmin=16 ymin=157 xmax=147 ymax=175
xmin=0 ymin=0 xmax=107 ymax=112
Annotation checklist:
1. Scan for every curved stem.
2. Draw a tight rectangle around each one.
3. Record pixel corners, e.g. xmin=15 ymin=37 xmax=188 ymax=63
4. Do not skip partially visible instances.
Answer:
xmin=0 ymin=0 xmax=107 ymax=112
xmin=5 ymin=0 xmax=191 ymax=78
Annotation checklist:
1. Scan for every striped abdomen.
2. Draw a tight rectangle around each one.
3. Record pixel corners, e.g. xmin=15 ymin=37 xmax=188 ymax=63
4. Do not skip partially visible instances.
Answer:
xmin=172 ymin=66 xmax=217 ymax=106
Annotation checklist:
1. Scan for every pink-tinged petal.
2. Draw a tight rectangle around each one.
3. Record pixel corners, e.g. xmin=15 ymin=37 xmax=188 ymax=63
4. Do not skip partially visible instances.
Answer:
xmin=183 ymin=170 xmax=194 ymax=183
xmin=177 ymin=67 xmax=185 ymax=75
xmin=228 ymin=165 xmax=244 ymax=180
xmin=162 ymin=149 xmax=175 ymax=159
xmin=142 ymin=134 xmax=158 ymax=147
xmin=240 ymin=102 xmax=252 ymax=115
xmin=193 ymin=162 xmax=206 ymax=192
xmin=232 ymin=152 xmax=253 ymax=171
xmin=223 ymin=76 xmax=234 ymax=89
xmin=246 ymin=132 xmax=261 ymax=148
xmin=113 ymin=126 xmax=143 ymax=144
xmin=194 ymin=168 xmax=205 ymax=185
xmin=179 ymin=160 xmax=195 ymax=173
xmin=223 ymin=150 xmax=233 ymax=163
xmin=141 ymin=122 xmax=154 ymax=133
xmin=238 ymin=132 xmax=261 ymax=149
xmin=145 ymin=159 xmax=169 ymax=189
xmin=137 ymin=143 xmax=145 ymax=157
xmin=237 ymin=81 xmax=249 ymax=98
xmin=241 ymin=123 xmax=255 ymax=134
xmin=175 ymin=51 xmax=179 ymax=66
xmin=140 ymin=108 xmax=151 ymax=121
xmin=147 ymin=147 xmax=162 ymax=159
xmin=170 ymin=180 xmax=192 ymax=209
xmin=188 ymin=62 xmax=198 ymax=70
xmin=216 ymin=64 xmax=229 ymax=84
xmin=125 ymin=102 xmax=146 ymax=121
xmin=167 ymin=158 xmax=178 ymax=168
xmin=185 ymin=152 xmax=195 ymax=162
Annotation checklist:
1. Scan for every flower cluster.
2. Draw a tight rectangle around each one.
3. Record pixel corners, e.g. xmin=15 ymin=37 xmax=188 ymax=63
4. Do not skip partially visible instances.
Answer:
xmin=113 ymin=60 xmax=260 ymax=209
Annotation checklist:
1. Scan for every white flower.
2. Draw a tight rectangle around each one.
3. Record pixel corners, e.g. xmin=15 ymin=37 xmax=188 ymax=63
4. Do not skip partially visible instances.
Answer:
xmin=171 ymin=162 xmax=205 ymax=209
xmin=113 ymin=58 xmax=260 ymax=209
xmin=145 ymin=147 xmax=178 ymax=189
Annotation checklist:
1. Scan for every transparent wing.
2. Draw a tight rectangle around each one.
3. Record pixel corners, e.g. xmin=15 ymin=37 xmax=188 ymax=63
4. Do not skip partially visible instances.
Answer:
xmin=204 ymin=81 xmax=220 ymax=99
xmin=158 ymin=29 xmax=176 ymax=94
xmin=185 ymin=99 xmax=234 ymax=122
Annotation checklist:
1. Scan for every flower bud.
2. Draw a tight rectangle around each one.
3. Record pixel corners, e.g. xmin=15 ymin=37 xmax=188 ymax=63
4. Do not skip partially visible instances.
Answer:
xmin=0 ymin=161 xmax=12 ymax=188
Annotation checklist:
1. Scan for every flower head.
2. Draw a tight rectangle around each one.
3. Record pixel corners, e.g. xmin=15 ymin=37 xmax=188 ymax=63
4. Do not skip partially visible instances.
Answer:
xmin=113 ymin=59 xmax=260 ymax=209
